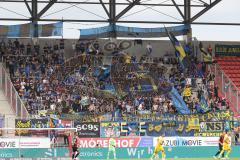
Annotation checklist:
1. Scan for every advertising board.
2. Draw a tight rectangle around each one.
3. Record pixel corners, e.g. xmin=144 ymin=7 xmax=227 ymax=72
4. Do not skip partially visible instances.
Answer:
xmin=0 ymin=138 xmax=50 ymax=148
xmin=75 ymin=122 xmax=100 ymax=137
xmin=78 ymin=137 xmax=153 ymax=148
xmin=153 ymin=137 xmax=219 ymax=147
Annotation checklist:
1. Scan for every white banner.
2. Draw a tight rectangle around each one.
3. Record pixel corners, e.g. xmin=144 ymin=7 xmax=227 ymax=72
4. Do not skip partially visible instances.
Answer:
xmin=153 ymin=137 xmax=219 ymax=147
xmin=0 ymin=138 xmax=50 ymax=148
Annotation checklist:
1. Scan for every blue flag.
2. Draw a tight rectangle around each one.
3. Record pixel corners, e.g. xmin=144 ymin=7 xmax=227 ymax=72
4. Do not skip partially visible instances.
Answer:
xmin=170 ymin=87 xmax=190 ymax=114
xmin=200 ymin=95 xmax=209 ymax=113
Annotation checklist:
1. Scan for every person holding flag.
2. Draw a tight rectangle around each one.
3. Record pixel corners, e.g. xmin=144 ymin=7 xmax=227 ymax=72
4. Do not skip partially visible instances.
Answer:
xmin=199 ymin=42 xmax=212 ymax=63
xmin=164 ymin=26 xmax=189 ymax=70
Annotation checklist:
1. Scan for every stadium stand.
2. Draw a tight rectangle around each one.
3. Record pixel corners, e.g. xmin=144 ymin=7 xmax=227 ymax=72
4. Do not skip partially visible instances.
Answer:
xmin=0 ymin=38 xmax=239 ymax=160
xmin=0 ymin=39 xmax=230 ymax=119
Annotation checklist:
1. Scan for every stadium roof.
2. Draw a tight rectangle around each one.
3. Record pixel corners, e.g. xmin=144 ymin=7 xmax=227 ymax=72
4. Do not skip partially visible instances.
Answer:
xmin=0 ymin=0 xmax=239 ymax=40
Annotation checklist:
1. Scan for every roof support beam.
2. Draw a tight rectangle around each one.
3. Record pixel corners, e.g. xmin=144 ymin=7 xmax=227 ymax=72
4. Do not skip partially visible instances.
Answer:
xmin=37 ymin=0 xmax=57 ymax=18
xmin=24 ymin=0 xmax=32 ymax=16
xmin=32 ymin=0 xmax=38 ymax=37
xmin=0 ymin=18 xmax=240 ymax=26
xmin=191 ymin=0 xmax=222 ymax=22
xmin=184 ymin=0 xmax=191 ymax=23
xmin=115 ymin=0 xmax=141 ymax=21
xmin=171 ymin=0 xmax=184 ymax=20
xmin=99 ymin=0 xmax=110 ymax=18
xmin=109 ymin=0 xmax=116 ymax=38
xmin=0 ymin=0 xmax=205 ymax=7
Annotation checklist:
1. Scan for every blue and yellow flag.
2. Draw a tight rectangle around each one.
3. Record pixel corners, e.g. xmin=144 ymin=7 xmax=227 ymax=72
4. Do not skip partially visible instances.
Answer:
xmin=200 ymin=95 xmax=209 ymax=113
xmin=165 ymin=27 xmax=188 ymax=68
xmin=170 ymin=87 xmax=190 ymax=114
xmin=199 ymin=42 xmax=212 ymax=63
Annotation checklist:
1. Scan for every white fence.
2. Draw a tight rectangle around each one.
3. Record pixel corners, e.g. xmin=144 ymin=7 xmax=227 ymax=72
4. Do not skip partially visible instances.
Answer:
xmin=0 ymin=64 xmax=29 ymax=118
xmin=209 ymin=64 xmax=240 ymax=115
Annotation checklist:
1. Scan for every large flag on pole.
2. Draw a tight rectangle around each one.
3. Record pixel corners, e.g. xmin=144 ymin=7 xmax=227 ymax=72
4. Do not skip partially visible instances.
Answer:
xmin=165 ymin=26 xmax=189 ymax=68
xmin=199 ymin=42 xmax=212 ymax=63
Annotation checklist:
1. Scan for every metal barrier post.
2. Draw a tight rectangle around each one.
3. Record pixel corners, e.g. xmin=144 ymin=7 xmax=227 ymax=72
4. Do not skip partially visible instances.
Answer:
xmin=214 ymin=63 xmax=217 ymax=78
xmin=237 ymin=91 xmax=239 ymax=113
xmin=221 ymin=72 xmax=225 ymax=97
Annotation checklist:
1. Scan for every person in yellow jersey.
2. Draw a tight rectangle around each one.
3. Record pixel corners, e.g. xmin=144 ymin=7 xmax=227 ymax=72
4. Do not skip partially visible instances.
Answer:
xmin=218 ymin=131 xmax=231 ymax=159
xmin=151 ymin=135 xmax=166 ymax=160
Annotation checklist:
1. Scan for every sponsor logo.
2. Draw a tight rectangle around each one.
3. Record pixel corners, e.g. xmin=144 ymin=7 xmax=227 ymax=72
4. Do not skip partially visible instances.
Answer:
xmin=78 ymin=138 xmax=141 ymax=148
xmin=153 ymin=137 xmax=218 ymax=147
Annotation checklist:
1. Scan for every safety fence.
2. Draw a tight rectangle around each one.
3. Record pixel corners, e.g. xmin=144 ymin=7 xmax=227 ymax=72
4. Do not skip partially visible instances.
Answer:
xmin=209 ymin=64 xmax=240 ymax=115
xmin=0 ymin=64 xmax=28 ymax=118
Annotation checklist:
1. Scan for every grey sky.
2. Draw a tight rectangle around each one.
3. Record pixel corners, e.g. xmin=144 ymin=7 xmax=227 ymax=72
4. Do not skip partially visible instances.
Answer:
xmin=0 ymin=0 xmax=239 ymax=40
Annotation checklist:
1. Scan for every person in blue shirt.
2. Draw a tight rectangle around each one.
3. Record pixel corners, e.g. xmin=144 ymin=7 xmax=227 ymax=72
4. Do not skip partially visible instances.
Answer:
xmin=25 ymin=64 xmax=30 ymax=78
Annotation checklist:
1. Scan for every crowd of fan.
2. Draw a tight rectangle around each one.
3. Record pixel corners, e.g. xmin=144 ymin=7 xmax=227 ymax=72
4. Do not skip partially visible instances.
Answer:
xmin=0 ymin=39 xmax=230 ymax=118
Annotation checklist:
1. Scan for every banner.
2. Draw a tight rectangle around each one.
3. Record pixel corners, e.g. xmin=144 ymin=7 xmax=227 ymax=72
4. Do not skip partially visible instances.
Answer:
xmin=31 ymin=119 xmax=49 ymax=128
xmin=120 ymin=122 xmax=146 ymax=136
xmin=75 ymin=122 xmax=100 ymax=138
xmin=116 ymin=24 xmax=190 ymax=38
xmin=29 ymin=119 xmax=49 ymax=136
xmin=80 ymin=24 xmax=190 ymax=39
xmin=124 ymin=110 xmax=232 ymax=122
xmin=200 ymin=122 xmax=224 ymax=132
xmin=188 ymin=117 xmax=200 ymax=130
xmin=78 ymin=137 xmax=153 ymax=148
xmin=58 ymin=119 xmax=72 ymax=128
xmin=153 ymin=137 xmax=219 ymax=147
xmin=0 ymin=138 xmax=50 ymax=148
xmin=215 ymin=44 xmax=240 ymax=56
xmin=15 ymin=119 xmax=31 ymax=136
xmin=61 ymin=113 xmax=111 ymax=121
xmin=0 ymin=22 xmax=63 ymax=37
xmin=146 ymin=121 xmax=195 ymax=137
xmin=39 ymin=22 xmax=62 ymax=37
xmin=100 ymin=122 xmax=120 ymax=138
xmin=195 ymin=132 xmax=222 ymax=137
xmin=80 ymin=25 xmax=113 ymax=39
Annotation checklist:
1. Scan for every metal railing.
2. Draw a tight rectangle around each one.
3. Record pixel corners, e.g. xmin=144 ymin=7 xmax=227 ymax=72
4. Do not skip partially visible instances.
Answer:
xmin=0 ymin=63 xmax=29 ymax=118
xmin=209 ymin=63 xmax=240 ymax=115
